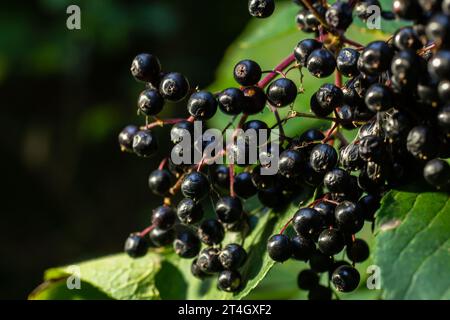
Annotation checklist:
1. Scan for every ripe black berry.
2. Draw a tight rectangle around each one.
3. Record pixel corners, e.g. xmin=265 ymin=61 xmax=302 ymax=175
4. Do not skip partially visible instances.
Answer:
xmin=173 ymin=228 xmax=201 ymax=258
xmin=340 ymin=143 xmax=363 ymax=171
xmin=149 ymin=227 xmax=175 ymax=247
xmin=393 ymin=0 xmax=422 ymax=20
xmin=118 ymin=125 xmax=139 ymax=153
xmin=428 ymin=50 xmax=450 ymax=81
xmin=197 ymin=247 xmax=222 ymax=274
xmin=191 ymin=258 xmax=208 ymax=279
xmin=406 ymin=125 xmax=439 ymax=160
xmin=131 ymin=53 xmax=161 ymax=84
xmin=307 ymin=48 xmax=336 ymax=78
xmin=278 ymin=149 xmax=304 ymax=178
xmin=293 ymin=208 xmax=325 ymax=237
xmin=437 ymin=105 xmax=450 ymax=132
xmin=335 ymin=201 xmax=364 ymax=233
xmin=309 ymin=250 xmax=334 ymax=273
xmin=423 ymin=158 xmax=450 ymax=188
xmin=358 ymin=41 xmax=394 ymax=76
xmin=393 ymin=27 xmax=422 ymax=51
xmin=308 ymin=285 xmax=332 ymax=300
xmin=364 ymin=84 xmax=393 ymax=112
xmin=323 ymin=168 xmax=351 ymax=193
xmin=198 ymin=219 xmax=225 ymax=245
xmin=177 ymin=198 xmax=204 ymax=224
xmin=382 ymin=109 xmax=412 ymax=141
xmin=357 ymin=194 xmax=380 ymax=221
xmin=211 ymin=165 xmax=230 ymax=189
xmin=242 ymin=86 xmax=267 ymax=114
xmin=181 ymin=172 xmax=210 ymax=200
xmin=258 ymin=187 xmax=285 ymax=208
xmin=234 ymin=172 xmax=258 ymax=198
xmin=152 ymin=206 xmax=177 ymax=230
xmin=309 ymin=143 xmax=338 ymax=173
xmin=218 ymin=270 xmax=242 ymax=292
xmin=426 ymin=14 xmax=450 ymax=46
xmin=216 ymin=196 xmax=243 ymax=223
xmin=294 ymin=39 xmax=323 ymax=67
xmin=346 ymin=238 xmax=370 ymax=263
xmin=137 ymin=88 xmax=164 ymax=116
xmin=267 ymin=234 xmax=292 ymax=262
xmin=248 ymin=0 xmax=275 ymax=18
xmin=438 ymin=81 xmax=450 ymax=103
xmin=170 ymin=120 xmax=194 ymax=144
xmin=311 ymin=83 xmax=343 ymax=117
xmin=266 ymin=78 xmax=298 ymax=107
xmin=219 ymin=243 xmax=247 ymax=270
xmin=318 ymin=228 xmax=345 ymax=255
xmin=291 ymin=235 xmax=316 ymax=261
xmin=234 ymin=59 xmax=262 ymax=86
xmin=325 ymin=1 xmax=353 ymax=30
xmin=313 ymin=201 xmax=336 ymax=226
xmin=132 ymin=130 xmax=158 ymax=157
xmin=331 ymin=265 xmax=360 ymax=292
xmin=148 ymin=169 xmax=171 ymax=196
xmin=358 ymin=135 xmax=385 ymax=163
xmin=187 ymin=91 xmax=218 ymax=120
xmin=218 ymin=88 xmax=246 ymax=115
xmin=159 ymin=72 xmax=190 ymax=102
xmin=251 ymin=165 xmax=276 ymax=190
xmin=337 ymin=48 xmax=360 ymax=78
xmin=297 ymin=269 xmax=320 ymax=290
xmin=124 ymin=233 xmax=148 ymax=258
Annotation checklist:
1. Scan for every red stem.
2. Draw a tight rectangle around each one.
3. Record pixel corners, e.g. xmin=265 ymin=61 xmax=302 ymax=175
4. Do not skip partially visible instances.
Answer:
xmin=257 ymin=53 xmax=296 ymax=89
xmin=158 ymin=158 xmax=168 ymax=171
xmin=279 ymin=218 xmax=294 ymax=235
xmin=139 ymin=224 xmax=156 ymax=237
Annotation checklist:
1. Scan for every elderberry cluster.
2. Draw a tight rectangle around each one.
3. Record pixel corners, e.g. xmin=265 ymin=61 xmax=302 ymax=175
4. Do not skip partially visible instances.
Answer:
xmin=119 ymin=0 xmax=450 ymax=298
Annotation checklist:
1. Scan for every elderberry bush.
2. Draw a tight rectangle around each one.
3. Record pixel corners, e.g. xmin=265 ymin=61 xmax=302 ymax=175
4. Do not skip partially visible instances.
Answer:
xmin=119 ymin=0 xmax=450 ymax=299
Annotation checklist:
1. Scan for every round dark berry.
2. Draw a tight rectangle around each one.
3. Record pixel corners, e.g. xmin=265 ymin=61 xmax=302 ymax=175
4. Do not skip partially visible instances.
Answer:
xmin=219 ymin=243 xmax=247 ymax=270
xmin=251 ymin=165 xmax=277 ymax=190
xmin=296 ymin=7 xmax=324 ymax=33
xmin=187 ymin=91 xmax=218 ymax=120
xmin=335 ymin=201 xmax=364 ymax=233
xmin=148 ymin=169 xmax=171 ymax=196
xmin=293 ymin=208 xmax=325 ymax=237
xmin=309 ymin=143 xmax=338 ymax=173
xmin=426 ymin=14 xmax=450 ymax=46
xmin=312 ymin=83 xmax=343 ymax=117
xmin=437 ymin=105 xmax=450 ymax=132
xmin=364 ymin=84 xmax=393 ymax=112
xmin=234 ymin=172 xmax=258 ymax=199
xmin=170 ymin=120 xmax=194 ymax=144
xmin=173 ymin=228 xmax=201 ymax=258
xmin=393 ymin=0 xmax=422 ymax=20
xmin=242 ymin=119 xmax=270 ymax=146
xmin=151 ymin=206 xmax=176 ymax=230
xmin=337 ymin=48 xmax=360 ymax=78
xmin=197 ymin=247 xmax=222 ymax=274
xmin=297 ymin=269 xmax=320 ymax=290
xmin=382 ymin=109 xmax=412 ymax=141
xmin=132 ymin=130 xmax=158 ymax=157
xmin=358 ymin=194 xmax=380 ymax=221
xmin=177 ymin=198 xmax=204 ymax=224
xmin=358 ymin=135 xmax=385 ymax=163
xmin=307 ymin=48 xmax=336 ymax=78
xmin=438 ymin=80 xmax=450 ymax=103
xmin=358 ymin=41 xmax=394 ymax=76
xmin=137 ymin=88 xmax=164 ymax=116
xmin=130 ymin=53 xmax=161 ymax=83
xmin=267 ymin=234 xmax=292 ymax=262
xmin=266 ymin=78 xmax=298 ymax=107
xmin=216 ymin=196 xmax=243 ymax=223
xmin=318 ymin=228 xmax=345 ymax=256
xmin=308 ymin=285 xmax=332 ymax=300
xmin=325 ymin=1 xmax=353 ymax=30
xmin=313 ymin=201 xmax=336 ymax=226
xmin=248 ymin=0 xmax=275 ymax=18
xmin=331 ymin=265 xmax=360 ymax=292
xmin=181 ymin=172 xmax=210 ymax=200
xmin=258 ymin=187 xmax=285 ymax=208
xmin=218 ymin=270 xmax=242 ymax=292
xmin=393 ymin=27 xmax=422 ymax=51
xmin=242 ymin=86 xmax=267 ymax=114
xmin=218 ymin=88 xmax=246 ymax=115
xmin=324 ymin=168 xmax=351 ymax=193
xmin=191 ymin=258 xmax=208 ymax=279
xmin=198 ymin=219 xmax=225 ymax=245
xmin=149 ymin=227 xmax=175 ymax=247
xmin=309 ymin=250 xmax=334 ymax=273
xmin=159 ymin=72 xmax=189 ymax=102
xmin=211 ymin=165 xmax=230 ymax=189
xmin=406 ymin=125 xmax=439 ymax=160
xmin=234 ymin=59 xmax=262 ymax=86
xmin=294 ymin=39 xmax=323 ymax=67
xmin=346 ymin=238 xmax=370 ymax=263
xmin=428 ymin=50 xmax=450 ymax=81
xmin=423 ymin=158 xmax=450 ymax=188
xmin=340 ymin=143 xmax=363 ymax=171
xmin=118 ymin=125 xmax=139 ymax=153
xmin=278 ymin=149 xmax=305 ymax=178
xmin=124 ymin=233 xmax=148 ymax=258
xmin=444 ymin=0 xmax=450 ymax=14
xmin=291 ymin=235 xmax=316 ymax=261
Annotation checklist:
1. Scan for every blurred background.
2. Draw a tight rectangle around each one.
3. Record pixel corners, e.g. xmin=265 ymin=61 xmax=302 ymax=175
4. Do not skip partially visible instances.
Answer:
xmin=0 ymin=0 xmax=249 ymax=299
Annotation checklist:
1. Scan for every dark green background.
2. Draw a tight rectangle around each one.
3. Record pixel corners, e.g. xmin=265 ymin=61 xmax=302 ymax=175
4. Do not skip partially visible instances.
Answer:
xmin=0 ymin=0 xmax=249 ymax=299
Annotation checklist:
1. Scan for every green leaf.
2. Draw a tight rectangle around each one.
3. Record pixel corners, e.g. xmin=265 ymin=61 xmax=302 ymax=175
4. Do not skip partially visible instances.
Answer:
xmin=31 ymin=253 xmax=163 ymax=300
xmin=374 ymin=186 xmax=450 ymax=299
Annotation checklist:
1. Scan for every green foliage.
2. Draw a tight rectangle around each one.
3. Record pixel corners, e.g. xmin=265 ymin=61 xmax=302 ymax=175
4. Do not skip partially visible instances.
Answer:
xmin=374 ymin=186 xmax=450 ymax=299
